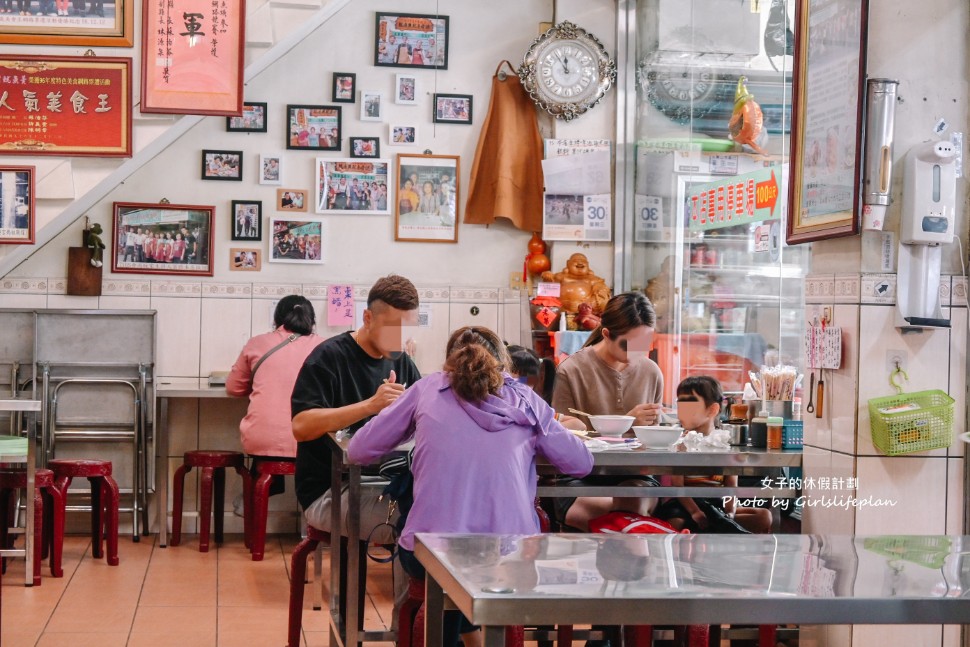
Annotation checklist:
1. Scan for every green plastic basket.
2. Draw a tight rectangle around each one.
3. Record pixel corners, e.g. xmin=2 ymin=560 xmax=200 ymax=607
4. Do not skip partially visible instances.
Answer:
xmin=868 ymin=389 xmax=954 ymax=456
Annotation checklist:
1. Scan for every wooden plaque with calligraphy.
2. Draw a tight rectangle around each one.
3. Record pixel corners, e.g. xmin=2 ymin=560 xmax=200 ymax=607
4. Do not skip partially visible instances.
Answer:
xmin=0 ymin=56 xmax=131 ymax=158
xmin=141 ymin=0 xmax=246 ymax=116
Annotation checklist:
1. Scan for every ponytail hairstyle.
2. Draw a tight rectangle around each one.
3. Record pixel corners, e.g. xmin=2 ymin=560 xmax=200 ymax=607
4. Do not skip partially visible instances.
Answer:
xmin=444 ymin=326 xmax=510 ymax=403
xmin=273 ymin=294 xmax=315 ymax=336
xmin=583 ymin=291 xmax=656 ymax=348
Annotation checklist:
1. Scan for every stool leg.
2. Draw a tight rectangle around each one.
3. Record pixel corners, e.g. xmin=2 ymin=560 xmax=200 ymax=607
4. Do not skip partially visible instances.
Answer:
xmin=287 ymin=535 xmax=321 ymax=647
xmin=31 ymin=489 xmax=42 ymax=586
xmin=556 ymin=625 xmax=575 ymax=647
xmin=170 ymin=464 xmax=191 ymax=547
xmin=213 ymin=467 xmax=225 ymax=545
xmin=506 ymin=625 xmax=524 ymax=647
xmin=101 ymin=475 xmax=120 ymax=566
xmin=758 ymin=625 xmax=778 ymax=647
xmin=0 ymin=487 xmax=12 ymax=573
xmin=44 ymin=485 xmax=64 ymax=578
xmin=89 ymin=476 xmax=103 ymax=559
xmin=233 ymin=465 xmax=253 ymax=550
xmin=250 ymin=471 xmax=273 ymax=561
xmin=198 ymin=467 xmax=214 ymax=552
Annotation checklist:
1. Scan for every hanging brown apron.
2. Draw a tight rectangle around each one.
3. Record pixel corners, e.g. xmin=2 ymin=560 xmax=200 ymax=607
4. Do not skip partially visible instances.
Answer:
xmin=463 ymin=60 xmax=544 ymax=232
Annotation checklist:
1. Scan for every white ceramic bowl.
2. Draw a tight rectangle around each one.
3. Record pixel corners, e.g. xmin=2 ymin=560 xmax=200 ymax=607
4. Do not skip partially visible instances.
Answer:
xmin=633 ymin=425 xmax=684 ymax=448
xmin=588 ymin=415 xmax=635 ymax=437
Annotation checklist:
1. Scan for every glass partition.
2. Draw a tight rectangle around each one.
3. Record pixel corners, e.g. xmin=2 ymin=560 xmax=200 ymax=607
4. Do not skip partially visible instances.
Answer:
xmin=624 ymin=0 xmax=808 ymax=405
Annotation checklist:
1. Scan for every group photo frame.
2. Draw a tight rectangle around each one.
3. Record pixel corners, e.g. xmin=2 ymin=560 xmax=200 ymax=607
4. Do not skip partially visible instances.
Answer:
xmin=0 ymin=0 xmax=134 ymax=46
xmin=350 ymin=137 xmax=381 ymax=159
xmin=287 ymin=104 xmax=342 ymax=151
xmin=433 ymin=94 xmax=473 ymax=124
xmin=0 ymin=165 xmax=35 ymax=245
xmin=389 ymin=124 xmax=418 ymax=146
xmin=112 ymin=202 xmax=214 ymax=276
xmin=229 ymin=248 xmax=262 ymax=271
xmin=226 ymin=102 xmax=268 ymax=133
xmin=270 ymin=217 xmax=324 ymax=264
xmin=230 ymin=200 xmax=262 ymax=241
xmin=374 ymin=12 xmax=449 ymax=70
xmin=394 ymin=153 xmax=459 ymax=243
xmin=277 ymin=189 xmax=308 ymax=212
xmin=315 ymin=158 xmax=391 ymax=215
xmin=201 ymin=150 xmax=243 ymax=181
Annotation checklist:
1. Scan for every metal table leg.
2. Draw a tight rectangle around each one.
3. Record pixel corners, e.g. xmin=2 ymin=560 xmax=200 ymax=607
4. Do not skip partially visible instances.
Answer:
xmin=329 ymin=445 xmax=344 ymax=647
xmin=424 ymin=575 xmax=445 ymax=647
xmin=157 ymin=396 xmax=169 ymax=547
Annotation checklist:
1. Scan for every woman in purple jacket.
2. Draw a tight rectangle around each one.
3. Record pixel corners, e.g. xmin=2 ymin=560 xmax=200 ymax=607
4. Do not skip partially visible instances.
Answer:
xmin=348 ymin=325 xmax=593 ymax=647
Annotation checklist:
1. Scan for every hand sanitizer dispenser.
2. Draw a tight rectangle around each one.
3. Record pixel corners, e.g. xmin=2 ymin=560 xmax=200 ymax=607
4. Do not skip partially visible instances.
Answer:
xmin=896 ymin=140 xmax=958 ymax=330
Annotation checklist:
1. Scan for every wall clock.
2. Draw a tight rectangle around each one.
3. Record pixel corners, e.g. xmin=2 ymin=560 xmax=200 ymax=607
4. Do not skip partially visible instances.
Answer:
xmin=639 ymin=56 xmax=727 ymax=124
xmin=518 ymin=21 xmax=616 ymax=122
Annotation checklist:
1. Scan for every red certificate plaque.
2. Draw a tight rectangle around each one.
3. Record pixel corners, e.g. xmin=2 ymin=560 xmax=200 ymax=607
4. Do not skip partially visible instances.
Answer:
xmin=140 ymin=0 xmax=246 ymax=116
xmin=0 ymin=56 xmax=131 ymax=158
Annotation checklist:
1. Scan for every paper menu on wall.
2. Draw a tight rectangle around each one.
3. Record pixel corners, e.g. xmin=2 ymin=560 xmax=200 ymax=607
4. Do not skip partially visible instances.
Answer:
xmin=541 ymin=144 xmax=613 ymax=242
xmin=804 ymin=325 xmax=842 ymax=369
xmin=327 ymin=284 xmax=355 ymax=326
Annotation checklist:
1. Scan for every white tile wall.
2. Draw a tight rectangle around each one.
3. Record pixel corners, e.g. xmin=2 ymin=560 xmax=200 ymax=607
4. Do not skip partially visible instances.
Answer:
xmin=945 ymin=458 xmax=963 ymax=535
xmin=946 ymin=305 xmax=966 ymax=458
xmin=200 ymin=297 xmax=253 ymax=376
xmin=852 ymin=625 xmax=941 ymax=647
xmin=855 ymin=456 xmax=948 ymax=535
xmin=801 ymin=447 xmax=857 ymax=535
xmin=0 ymin=294 xmax=47 ymax=308
xmin=151 ymin=296 xmax=202 ymax=377
xmin=46 ymin=294 xmax=100 ymax=309
xmin=98 ymin=296 xmax=152 ymax=310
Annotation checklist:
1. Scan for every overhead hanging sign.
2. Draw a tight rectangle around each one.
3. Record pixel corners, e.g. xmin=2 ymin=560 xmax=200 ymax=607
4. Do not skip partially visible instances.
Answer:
xmin=687 ymin=165 xmax=784 ymax=231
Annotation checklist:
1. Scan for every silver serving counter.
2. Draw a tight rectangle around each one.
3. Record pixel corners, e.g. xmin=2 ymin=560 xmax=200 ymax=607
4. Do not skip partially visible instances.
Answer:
xmin=415 ymin=532 xmax=970 ymax=647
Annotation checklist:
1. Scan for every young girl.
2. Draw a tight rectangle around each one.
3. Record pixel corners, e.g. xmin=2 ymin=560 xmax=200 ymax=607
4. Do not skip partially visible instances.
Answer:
xmin=655 ymin=376 xmax=772 ymax=533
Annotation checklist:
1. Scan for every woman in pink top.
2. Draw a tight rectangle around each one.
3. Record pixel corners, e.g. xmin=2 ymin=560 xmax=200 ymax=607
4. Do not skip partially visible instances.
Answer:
xmin=227 ymin=296 xmax=323 ymax=492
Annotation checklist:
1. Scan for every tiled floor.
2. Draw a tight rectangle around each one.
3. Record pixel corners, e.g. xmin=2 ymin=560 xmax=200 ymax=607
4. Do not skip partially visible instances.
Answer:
xmin=0 ymin=533 xmax=396 ymax=647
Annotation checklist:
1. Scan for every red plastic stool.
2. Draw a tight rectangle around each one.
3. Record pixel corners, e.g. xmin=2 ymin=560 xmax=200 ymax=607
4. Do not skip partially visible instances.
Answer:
xmin=249 ymin=457 xmax=295 ymax=561
xmin=288 ymin=525 xmax=331 ymax=647
xmin=48 ymin=459 xmax=120 ymax=566
xmin=0 ymin=468 xmax=65 ymax=585
xmin=171 ymin=450 xmax=251 ymax=552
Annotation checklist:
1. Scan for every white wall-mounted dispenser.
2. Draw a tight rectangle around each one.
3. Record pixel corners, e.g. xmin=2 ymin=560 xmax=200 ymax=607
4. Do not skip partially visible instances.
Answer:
xmin=895 ymin=139 xmax=958 ymax=330
xmin=861 ymin=79 xmax=899 ymax=231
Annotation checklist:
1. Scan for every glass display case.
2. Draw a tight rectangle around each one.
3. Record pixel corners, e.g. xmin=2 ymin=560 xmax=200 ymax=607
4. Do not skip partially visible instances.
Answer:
xmin=625 ymin=0 xmax=808 ymax=404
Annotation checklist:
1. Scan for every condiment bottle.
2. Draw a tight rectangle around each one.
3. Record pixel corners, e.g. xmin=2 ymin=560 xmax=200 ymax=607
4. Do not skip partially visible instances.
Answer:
xmin=766 ymin=416 xmax=784 ymax=450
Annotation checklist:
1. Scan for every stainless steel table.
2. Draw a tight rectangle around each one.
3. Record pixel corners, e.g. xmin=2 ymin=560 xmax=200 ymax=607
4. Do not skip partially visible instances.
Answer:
xmin=324 ymin=436 xmax=801 ymax=647
xmin=416 ymin=532 xmax=970 ymax=647
xmin=0 ymin=398 xmax=41 ymax=586
xmin=155 ymin=385 xmax=237 ymax=547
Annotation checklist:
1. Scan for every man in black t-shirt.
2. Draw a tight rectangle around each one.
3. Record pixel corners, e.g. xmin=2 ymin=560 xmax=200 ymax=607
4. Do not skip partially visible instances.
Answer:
xmin=291 ymin=274 xmax=421 ymax=532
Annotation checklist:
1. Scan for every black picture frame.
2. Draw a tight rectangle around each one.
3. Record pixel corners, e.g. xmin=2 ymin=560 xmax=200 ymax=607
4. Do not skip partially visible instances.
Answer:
xmin=332 ymin=72 xmax=356 ymax=103
xmin=230 ymin=200 xmax=263 ymax=241
xmin=225 ymin=102 xmax=268 ymax=132
xmin=432 ymin=93 xmax=473 ymax=124
xmin=286 ymin=104 xmax=342 ymax=151
xmin=350 ymin=137 xmax=381 ymax=159
xmin=201 ymin=150 xmax=243 ymax=181
xmin=374 ymin=12 xmax=449 ymax=70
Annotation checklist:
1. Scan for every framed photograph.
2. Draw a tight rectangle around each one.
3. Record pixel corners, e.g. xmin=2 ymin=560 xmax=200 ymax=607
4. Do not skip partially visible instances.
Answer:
xmin=0 ymin=166 xmax=35 ymax=244
xmin=395 ymin=74 xmax=417 ymax=105
xmin=360 ymin=92 xmax=384 ymax=122
xmin=332 ymin=73 xmax=356 ymax=103
xmin=141 ymin=0 xmax=244 ymax=115
xmin=375 ymin=12 xmax=449 ymax=70
xmin=226 ymin=103 xmax=268 ymax=133
xmin=350 ymin=137 xmax=381 ymax=159
xmin=787 ymin=0 xmax=868 ymax=244
xmin=259 ymin=154 xmax=283 ymax=185
xmin=287 ymin=105 xmax=341 ymax=151
xmin=0 ymin=0 xmax=133 ymax=46
xmin=433 ymin=94 xmax=473 ymax=124
xmin=230 ymin=200 xmax=262 ymax=241
xmin=277 ymin=189 xmax=308 ymax=212
xmin=112 ymin=202 xmax=214 ymax=277
xmin=201 ymin=150 xmax=243 ymax=181
xmin=230 ymin=248 xmax=261 ymax=271
xmin=315 ymin=158 xmax=391 ymax=215
xmin=270 ymin=217 xmax=324 ymax=264
xmin=0 ymin=55 xmax=131 ymax=158
xmin=389 ymin=125 xmax=418 ymax=147
xmin=394 ymin=153 xmax=460 ymax=243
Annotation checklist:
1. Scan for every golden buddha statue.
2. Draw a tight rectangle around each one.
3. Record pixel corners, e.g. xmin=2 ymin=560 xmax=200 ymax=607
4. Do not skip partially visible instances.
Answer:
xmin=540 ymin=253 xmax=611 ymax=315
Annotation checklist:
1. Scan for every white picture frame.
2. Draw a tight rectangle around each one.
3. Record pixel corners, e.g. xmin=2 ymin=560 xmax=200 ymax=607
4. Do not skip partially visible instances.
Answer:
xmin=360 ymin=91 xmax=384 ymax=122
xmin=394 ymin=74 xmax=417 ymax=105
xmin=269 ymin=217 xmax=325 ymax=264
xmin=259 ymin=153 xmax=283 ymax=185
xmin=388 ymin=124 xmax=418 ymax=146
xmin=314 ymin=157 xmax=392 ymax=215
